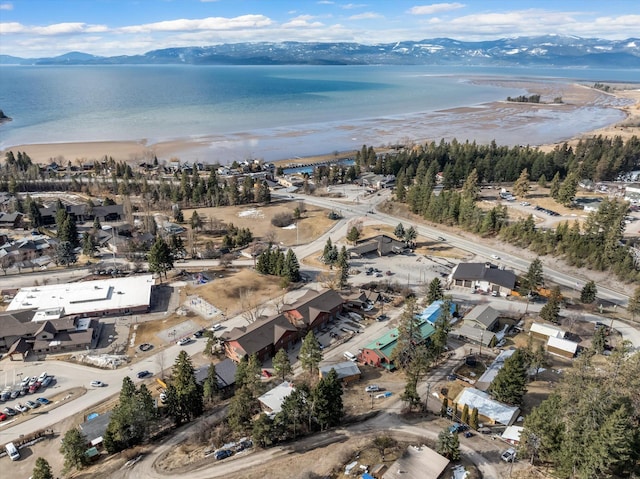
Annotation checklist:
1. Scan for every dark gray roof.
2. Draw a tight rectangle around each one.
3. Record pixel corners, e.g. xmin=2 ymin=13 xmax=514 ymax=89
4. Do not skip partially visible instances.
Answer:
xmin=348 ymin=234 xmax=407 ymax=257
xmin=79 ymin=411 xmax=113 ymax=443
xmin=464 ymin=304 xmax=500 ymax=328
xmin=195 ymin=358 xmax=237 ymax=388
xmin=452 ymin=263 xmax=516 ymax=289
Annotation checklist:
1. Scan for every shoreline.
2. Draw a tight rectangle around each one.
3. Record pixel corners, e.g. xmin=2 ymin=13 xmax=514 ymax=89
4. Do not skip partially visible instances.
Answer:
xmin=2 ymin=80 xmax=639 ymax=167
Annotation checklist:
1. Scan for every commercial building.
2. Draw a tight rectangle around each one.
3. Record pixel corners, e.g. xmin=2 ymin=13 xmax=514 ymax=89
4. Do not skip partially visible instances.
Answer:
xmin=449 ymin=262 xmax=516 ymax=295
xmin=318 ymin=361 xmax=361 ymax=384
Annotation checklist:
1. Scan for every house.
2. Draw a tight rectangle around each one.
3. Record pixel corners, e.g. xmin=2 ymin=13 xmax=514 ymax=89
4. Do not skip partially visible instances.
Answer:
xmin=452 ymin=324 xmax=496 ymax=349
xmin=79 ymin=411 xmax=113 ymax=448
xmin=194 ymin=358 xmax=238 ymax=396
xmin=0 ymin=309 xmax=101 ymax=359
xmin=258 ymin=381 xmax=295 ymax=414
xmin=0 ymin=212 xmax=24 ymax=229
xmin=7 ymin=274 xmax=154 ymax=318
xmin=318 ymin=361 xmax=361 ymax=384
xmin=546 ymin=336 xmax=578 ymax=359
xmin=382 ymin=445 xmax=449 ymax=479
xmin=454 ymin=387 xmax=520 ymax=426
xmin=222 ymin=289 xmax=344 ymax=363
xmin=449 ymin=262 xmax=516 ymax=295
xmin=348 ymin=234 xmax=409 ymax=257
xmin=529 ymin=322 xmax=566 ymax=341
xmin=417 ymin=300 xmax=457 ymax=325
xmin=463 ymin=304 xmax=500 ymax=331
xmin=475 ymin=349 xmax=516 ymax=391
xmin=360 ymin=301 xmax=454 ymax=369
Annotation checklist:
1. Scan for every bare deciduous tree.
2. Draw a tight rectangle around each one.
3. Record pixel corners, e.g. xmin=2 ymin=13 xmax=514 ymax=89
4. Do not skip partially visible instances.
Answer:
xmin=240 ymin=288 xmax=266 ymax=324
xmin=273 ymin=294 xmax=287 ymax=314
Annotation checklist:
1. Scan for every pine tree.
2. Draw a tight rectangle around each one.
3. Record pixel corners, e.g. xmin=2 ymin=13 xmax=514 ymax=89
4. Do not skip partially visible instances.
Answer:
xmin=489 ymin=349 xmax=528 ymax=406
xmin=440 ymin=397 xmax=449 ymax=417
xmin=60 ymin=429 xmax=89 ymax=473
xmin=525 ymin=258 xmax=544 ymax=293
xmin=426 ymin=277 xmax=444 ymax=303
xmin=312 ymin=368 xmax=344 ymax=430
xmin=628 ymin=286 xmax=640 ymax=320
xmin=592 ymin=326 xmax=607 ymax=354
xmin=513 ymin=168 xmax=530 ymax=198
xmin=436 ymin=428 xmax=460 ymax=460
xmin=470 ymin=407 xmax=479 ymax=430
xmin=394 ymin=223 xmax=405 ymax=240
xmin=32 ymin=457 xmax=54 ymax=479
xmin=202 ymin=363 xmax=219 ymax=403
xmin=165 ymin=350 xmax=203 ymax=425
xmin=147 ymin=235 xmax=174 ymax=280
xmin=540 ymin=287 xmax=562 ymax=324
xmin=346 ymin=226 xmax=361 ymax=244
xmin=461 ymin=403 xmax=470 ymax=424
xmin=322 ymin=238 xmax=333 ymax=263
xmin=549 ymin=172 xmax=561 ymax=199
xmin=299 ymin=331 xmax=322 ymax=374
xmin=283 ymin=248 xmax=300 ymax=282
xmin=273 ymin=348 xmax=292 ymax=382
xmin=580 ymin=280 xmax=597 ymax=303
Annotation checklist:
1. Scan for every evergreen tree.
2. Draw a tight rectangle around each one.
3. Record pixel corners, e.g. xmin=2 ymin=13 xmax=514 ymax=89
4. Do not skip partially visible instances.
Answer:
xmin=461 ymin=403 xmax=470 ymax=424
xmin=147 ymin=235 xmax=173 ymax=280
xmin=426 ymin=277 xmax=444 ymax=304
xmin=202 ymin=363 xmax=220 ymax=403
xmin=165 ymin=350 xmax=203 ymax=425
xmin=525 ymin=258 xmax=544 ymax=293
xmin=540 ymin=287 xmax=562 ymax=324
xmin=440 ymin=397 xmax=449 ymax=417
xmin=252 ymin=413 xmax=274 ymax=448
xmin=27 ymin=195 xmax=43 ymax=228
xmin=312 ymin=368 xmax=344 ymax=430
xmin=549 ymin=172 xmax=562 ymax=199
xmin=513 ymin=168 xmax=530 ymax=198
xmin=190 ymin=210 xmax=203 ymax=231
xmin=273 ymin=348 xmax=292 ymax=382
xmin=489 ymin=349 xmax=528 ymax=406
xmin=299 ymin=331 xmax=322 ymax=374
xmin=628 ymin=286 xmax=640 ymax=320
xmin=56 ymin=240 xmax=77 ymax=267
xmin=32 ymin=457 xmax=54 ymax=479
xmin=436 ymin=428 xmax=460 ymax=461
xmin=461 ymin=168 xmax=480 ymax=201
xmin=404 ymin=226 xmax=417 ymax=247
xmin=346 ymin=225 xmax=361 ymax=244
xmin=557 ymin=171 xmax=579 ymax=206
xmin=322 ymin=238 xmax=333 ymax=263
xmin=430 ymin=300 xmax=452 ymax=361
xmin=227 ymin=386 xmax=257 ymax=434
xmin=283 ymin=248 xmax=300 ymax=282
xmin=592 ymin=326 xmax=607 ymax=354
xmin=400 ymin=375 xmax=421 ymax=412
xmin=470 ymin=407 xmax=479 ymax=430
xmin=60 ymin=429 xmax=89 ymax=473
xmin=394 ymin=223 xmax=405 ymax=240
xmin=82 ymin=231 xmax=97 ymax=257
xmin=580 ymin=280 xmax=598 ymax=303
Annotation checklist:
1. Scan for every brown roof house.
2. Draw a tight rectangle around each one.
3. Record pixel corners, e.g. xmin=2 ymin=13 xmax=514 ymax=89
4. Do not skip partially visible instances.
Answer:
xmin=348 ymin=234 xmax=409 ymax=258
xmin=222 ymin=289 xmax=344 ymax=363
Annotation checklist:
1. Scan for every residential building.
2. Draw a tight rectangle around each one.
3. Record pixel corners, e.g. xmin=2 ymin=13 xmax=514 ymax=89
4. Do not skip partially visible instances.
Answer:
xmin=258 ymin=381 xmax=295 ymax=414
xmin=0 ymin=212 xmax=24 ymax=229
xmin=475 ymin=349 xmax=516 ymax=391
xmin=454 ymin=387 xmax=520 ymax=426
xmin=449 ymin=262 xmax=516 ymax=295
xmin=222 ymin=289 xmax=344 ymax=363
xmin=318 ymin=361 xmax=361 ymax=384
xmin=546 ymin=336 xmax=578 ymax=359
xmin=463 ymin=304 xmax=500 ymax=331
xmin=452 ymin=324 xmax=496 ymax=349
xmin=360 ymin=301 xmax=455 ymax=369
xmin=382 ymin=445 xmax=449 ymax=479
xmin=194 ymin=358 xmax=238 ymax=397
xmin=348 ymin=234 xmax=409 ymax=257
xmin=529 ymin=322 xmax=566 ymax=341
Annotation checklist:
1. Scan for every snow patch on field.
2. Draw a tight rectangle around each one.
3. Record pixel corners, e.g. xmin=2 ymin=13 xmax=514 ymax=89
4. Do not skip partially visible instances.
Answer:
xmin=282 ymin=224 xmax=297 ymax=229
xmin=238 ymin=209 xmax=264 ymax=219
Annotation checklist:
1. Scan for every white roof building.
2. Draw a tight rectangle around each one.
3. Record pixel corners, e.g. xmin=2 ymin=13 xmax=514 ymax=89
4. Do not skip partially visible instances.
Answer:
xmin=455 ymin=387 xmax=520 ymax=426
xmin=382 ymin=445 xmax=449 ymax=479
xmin=7 ymin=275 xmax=154 ymax=318
xmin=530 ymin=322 xmax=566 ymax=339
xmin=318 ymin=361 xmax=361 ymax=381
xmin=547 ymin=336 xmax=579 ymax=358
xmin=475 ymin=349 xmax=516 ymax=391
xmin=501 ymin=425 xmax=524 ymax=445
xmin=258 ymin=381 xmax=295 ymax=414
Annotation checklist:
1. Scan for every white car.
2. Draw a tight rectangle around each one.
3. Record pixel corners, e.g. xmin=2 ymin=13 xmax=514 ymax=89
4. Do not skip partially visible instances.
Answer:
xmin=90 ymin=380 xmax=105 ymax=388
xmin=491 ymin=254 xmax=500 ymax=260
xmin=365 ymin=385 xmax=380 ymax=393
xmin=38 ymin=372 xmax=48 ymax=382
xmin=177 ymin=337 xmax=192 ymax=346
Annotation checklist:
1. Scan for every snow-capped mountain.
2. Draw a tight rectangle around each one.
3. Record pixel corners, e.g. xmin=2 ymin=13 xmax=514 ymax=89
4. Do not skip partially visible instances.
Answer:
xmin=2 ymin=36 xmax=639 ymax=68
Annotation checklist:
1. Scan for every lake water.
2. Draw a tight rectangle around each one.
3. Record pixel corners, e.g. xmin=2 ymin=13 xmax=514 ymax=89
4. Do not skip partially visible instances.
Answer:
xmin=0 ymin=64 xmax=637 ymax=162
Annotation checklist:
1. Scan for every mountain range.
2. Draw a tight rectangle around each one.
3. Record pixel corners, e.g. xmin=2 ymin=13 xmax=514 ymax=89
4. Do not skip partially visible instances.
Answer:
xmin=1 ymin=35 xmax=639 ymax=68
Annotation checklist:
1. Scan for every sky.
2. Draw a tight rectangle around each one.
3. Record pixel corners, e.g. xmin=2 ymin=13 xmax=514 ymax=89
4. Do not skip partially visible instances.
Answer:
xmin=0 ymin=0 xmax=639 ymax=58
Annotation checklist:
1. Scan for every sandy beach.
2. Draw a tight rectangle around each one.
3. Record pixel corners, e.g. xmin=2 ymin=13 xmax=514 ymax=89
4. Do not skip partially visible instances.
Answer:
xmin=2 ymin=79 xmax=639 ymax=167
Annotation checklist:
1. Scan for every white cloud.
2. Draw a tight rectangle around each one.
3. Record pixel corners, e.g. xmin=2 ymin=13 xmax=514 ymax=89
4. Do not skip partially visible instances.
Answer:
xmin=341 ymin=3 xmax=367 ymax=9
xmin=282 ymin=16 xmax=324 ymax=29
xmin=0 ymin=3 xmax=13 ymax=10
xmin=349 ymin=12 xmax=382 ymax=20
xmin=0 ymin=22 xmax=23 ymax=34
xmin=409 ymin=3 xmax=465 ymax=15
xmin=119 ymin=15 xmax=272 ymax=33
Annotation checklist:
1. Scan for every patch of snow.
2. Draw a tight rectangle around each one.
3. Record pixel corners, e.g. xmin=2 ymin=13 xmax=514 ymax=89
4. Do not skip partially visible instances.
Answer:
xmin=238 ymin=209 xmax=264 ymax=219
xmin=282 ymin=224 xmax=297 ymax=230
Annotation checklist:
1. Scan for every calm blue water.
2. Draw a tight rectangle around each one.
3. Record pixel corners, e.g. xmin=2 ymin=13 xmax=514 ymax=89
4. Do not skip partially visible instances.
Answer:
xmin=0 ymin=65 xmax=637 ymax=162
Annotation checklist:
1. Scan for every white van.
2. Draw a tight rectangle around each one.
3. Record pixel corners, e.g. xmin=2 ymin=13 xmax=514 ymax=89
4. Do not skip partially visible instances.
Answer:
xmin=343 ymin=351 xmax=357 ymax=362
xmin=5 ymin=442 xmax=20 ymax=461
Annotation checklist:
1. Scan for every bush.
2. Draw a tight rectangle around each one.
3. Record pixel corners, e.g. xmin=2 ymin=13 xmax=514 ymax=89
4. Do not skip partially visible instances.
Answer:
xmin=271 ymin=212 xmax=294 ymax=227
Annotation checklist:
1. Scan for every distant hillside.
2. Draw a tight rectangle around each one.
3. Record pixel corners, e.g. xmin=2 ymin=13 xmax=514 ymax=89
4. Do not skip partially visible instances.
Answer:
xmin=2 ymin=36 xmax=639 ymax=68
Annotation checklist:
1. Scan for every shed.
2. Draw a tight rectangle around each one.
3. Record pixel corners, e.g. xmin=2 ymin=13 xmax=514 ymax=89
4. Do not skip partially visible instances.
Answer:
xmin=546 ymin=336 xmax=578 ymax=359
xmin=501 ymin=425 xmax=524 ymax=445
xmin=530 ymin=322 xmax=566 ymax=340
xmin=319 ymin=361 xmax=361 ymax=383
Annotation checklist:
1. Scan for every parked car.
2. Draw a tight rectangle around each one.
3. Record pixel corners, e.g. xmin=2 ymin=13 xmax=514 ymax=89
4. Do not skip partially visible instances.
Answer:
xmin=38 ymin=372 xmax=48 ymax=382
xmin=437 ymin=236 xmax=446 ymax=241
xmin=90 ymin=380 xmax=105 ymax=388
xmin=1 ymin=390 xmax=11 ymax=401
xmin=376 ymin=314 xmax=389 ymax=321
xmin=36 ymin=397 xmax=51 ymax=406
xmin=14 ymin=403 xmax=28 ymax=413
xmin=139 ymin=343 xmax=154 ymax=352
xmin=25 ymin=400 xmax=39 ymax=409
xmin=3 ymin=407 xmax=17 ymax=416
xmin=177 ymin=337 xmax=192 ymax=346
xmin=29 ymin=382 xmax=41 ymax=394
xmin=137 ymin=370 xmax=152 ymax=379
xmin=0 ymin=412 xmax=6 ymax=421
xmin=365 ymin=385 xmax=380 ymax=393
xmin=10 ymin=389 xmax=21 ymax=399
xmin=491 ymin=254 xmax=500 ymax=260
xmin=214 ymin=449 xmax=233 ymax=460
xmin=501 ymin=448 xmax=517 ymax=462
xmin=21 ymin=376 xmax=31 ymax=387
xmin=40 ymin=376 xmax=54 ymax=388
